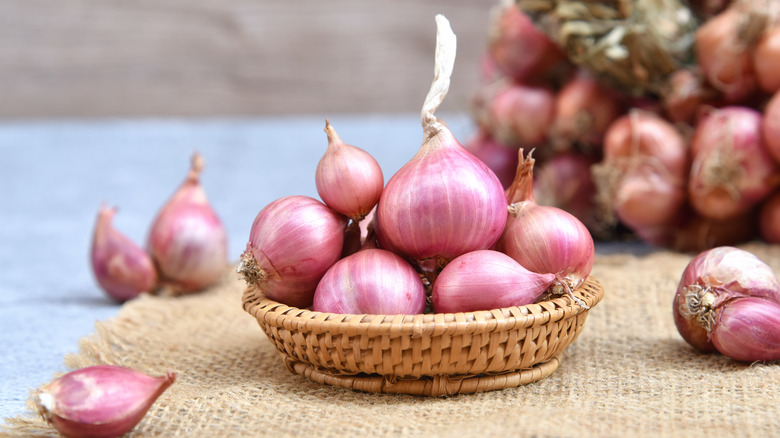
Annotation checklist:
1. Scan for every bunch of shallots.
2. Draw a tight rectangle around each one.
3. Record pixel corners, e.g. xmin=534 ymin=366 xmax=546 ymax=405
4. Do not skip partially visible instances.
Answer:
xmin=238 ymin=15 xmax=594 ymax=315
xmin=467 ymin=0 xmax=780 ymax=251
xmin=673 ymin=246 xmax=780 ymax=362
xmin=91 ymin=152 xmax=228 ymax=302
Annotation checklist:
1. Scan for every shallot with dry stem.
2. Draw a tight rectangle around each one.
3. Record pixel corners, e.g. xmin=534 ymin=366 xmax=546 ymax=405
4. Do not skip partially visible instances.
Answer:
xmin=375 ymin=15 xmax=507 ymax=280
xmin=498 ymin=150 xmax=594 ymax=308
xmin=147 ymin=153 xmax=228 ymax=294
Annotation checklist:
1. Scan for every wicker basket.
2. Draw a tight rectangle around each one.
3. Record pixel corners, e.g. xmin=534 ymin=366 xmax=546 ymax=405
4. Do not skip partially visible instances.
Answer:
xmin=242 ymin=276 xmax=604 ymax=396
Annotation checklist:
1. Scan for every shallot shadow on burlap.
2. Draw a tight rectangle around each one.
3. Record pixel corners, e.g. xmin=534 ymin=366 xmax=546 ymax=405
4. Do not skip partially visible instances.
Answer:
xmin=2 ymin=243 xmax=780 ymax=437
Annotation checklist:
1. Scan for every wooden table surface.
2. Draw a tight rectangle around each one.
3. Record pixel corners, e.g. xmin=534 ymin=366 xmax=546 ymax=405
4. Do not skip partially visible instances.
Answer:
xmin=0 ymin=0 xmax=495 ymax=118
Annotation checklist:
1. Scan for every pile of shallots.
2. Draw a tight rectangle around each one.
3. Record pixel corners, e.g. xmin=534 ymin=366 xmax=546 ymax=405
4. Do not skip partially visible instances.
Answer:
xmin=90 ymin=153 xmax=228 ymax=302
xmin=469 ymin=0 xmax=780 ymax=252
xmin=237 ymin=15 xmax=594 ymax=315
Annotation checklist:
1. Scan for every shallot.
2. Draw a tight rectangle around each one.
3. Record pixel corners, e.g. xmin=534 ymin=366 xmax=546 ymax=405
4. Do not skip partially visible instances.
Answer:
xmin=91 ymin=205 xmax=157 ymax=302
xmin=673 ymin=246 xmax=780 ymax=357
xmin=695 ymin=7 xmax=757 ymax=102
xmin=238 ymin=195 xmax=347 ymax=308
xmin=761 ymin=90 xmax=780 ymax=164
xmin=593 ymin=110 xmax=689 ymax=236
xmin=432 ymin=250 xmax=555 ymax=314
xmin=475 ymin=79 xmax=556 ymax=148
xmin=315 ymin=119 xmax=384 ymax=222
xmin=312 ymin=249 xmax=426 ymax=315
xmin=487 ymin=1 xmax=564 ymax=82
xmin=499 ymin=151 xmax=594 ymax=307
xmin=375 ymin=15 xmax=507 ymax=278
xmin=147 ymin=153 xmax=228 ymax=293
xmin=35 ymin=365 xmax=176 ymax=438
xmin=688 ymin=106 xmax=779 ymax=221
xmin=752 ymin=23 xmax=780 ymax=93
xmin=550 ymin=71 xmax=623 ymax=151
xmin=759 ymin=191 xmax=780 ymax=243
xmin=710 ymin=297 xmax=780 ymax=362
xmin=661 ymin=68 xmax=718 ymax=124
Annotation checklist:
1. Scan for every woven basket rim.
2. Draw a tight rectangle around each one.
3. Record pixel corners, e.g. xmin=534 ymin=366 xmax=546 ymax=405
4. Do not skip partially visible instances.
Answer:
xmin=242 ymin=276 xmax=603 ymax=336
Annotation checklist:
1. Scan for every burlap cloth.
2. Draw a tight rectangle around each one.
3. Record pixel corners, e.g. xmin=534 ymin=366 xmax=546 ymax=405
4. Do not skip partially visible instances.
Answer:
xmin=3 ymin=243 xmax=780 ymax=437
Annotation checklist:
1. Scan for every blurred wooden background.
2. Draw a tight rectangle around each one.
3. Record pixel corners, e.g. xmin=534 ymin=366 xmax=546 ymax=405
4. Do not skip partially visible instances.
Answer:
xmin=0 ymin=0 xmax=495 ymax=118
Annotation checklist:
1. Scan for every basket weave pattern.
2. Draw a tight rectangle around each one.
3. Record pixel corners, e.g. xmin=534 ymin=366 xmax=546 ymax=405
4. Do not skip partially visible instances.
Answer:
xmin=243 ymin=277 xmax=603 ymax=395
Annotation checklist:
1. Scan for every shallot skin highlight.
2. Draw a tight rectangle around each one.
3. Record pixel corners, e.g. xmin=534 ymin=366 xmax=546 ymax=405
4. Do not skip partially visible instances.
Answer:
xmin=432 ymin=250 xmax=555 ymax=314
xmin=239 ymin=195 xmax=347 ymax=308
xmin=312 ymin=249 xmax=426 ymax=315
xmin=91 ymin=205 xmax=158 ymax=302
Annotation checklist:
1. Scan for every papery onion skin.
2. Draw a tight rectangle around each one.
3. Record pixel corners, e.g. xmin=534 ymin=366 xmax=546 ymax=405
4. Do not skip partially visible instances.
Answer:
xmin=432 ymin=250 xmax=555 ymax=314
xmin=376 ymin=127 xmax=507 ymax=269
xmin=312 ymin=249 xmax=426 ymax=315
xmin=673 ymin=246 xmax=780 ymax=352
xmin=239 ymin=195 xmax=347 ymax=308
xmin=315 ymin=119 xmax=384 ymax=221
xmin=91 ymin=205 xmax=158 ymax=302
xmin=710 ymin=297 xmax=780 ymax=362
xmin=672 ymin=288 xmax=717 ymax=353
xmin=147 ymin=153 xmax=228 ymax=293
xmin=681 ymin=246 xmax=780 ymax=302
xmin=688 ymin=106 xmax=779 ymax=221
xmin=35 ymin=365 xmax=176 ymax=438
